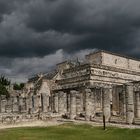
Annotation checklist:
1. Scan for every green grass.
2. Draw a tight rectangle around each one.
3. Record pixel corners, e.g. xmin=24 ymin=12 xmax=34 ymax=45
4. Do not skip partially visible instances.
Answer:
xmin=0 ymin=123 xmax=140 ymax=140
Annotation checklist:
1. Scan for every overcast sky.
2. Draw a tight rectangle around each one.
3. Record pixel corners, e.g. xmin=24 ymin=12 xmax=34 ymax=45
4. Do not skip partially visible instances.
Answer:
xmin=1 ymin=0 xmax=140 ymax=82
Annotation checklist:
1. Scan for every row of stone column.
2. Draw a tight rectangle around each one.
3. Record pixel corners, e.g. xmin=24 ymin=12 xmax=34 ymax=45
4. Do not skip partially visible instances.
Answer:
xmin=0 ymin=84 xmax=139 ymax=124
xmin=53 ymin=88 xmax=112 ymax=121
xmin=53 ymin=86 xmax=140 ymax=124
xmin=103 ymin=85 xmax=140 ymax=124
xmin=135 ymin=92 xmax=140 ymax=118
xmin=0 ymin=95 xmax=26 ymax=113
xmin=111 ymin=84 xmax=140 ymax=124
xmin=0 ymin=93 xmax=50 ymax=114
xmin=125 ymin=84 xmax=140 ymax=124
xmin=25 ymin=94 xmax=50 ymax=113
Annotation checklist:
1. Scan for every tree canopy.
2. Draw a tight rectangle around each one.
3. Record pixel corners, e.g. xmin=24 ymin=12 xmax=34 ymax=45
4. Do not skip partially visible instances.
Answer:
xmin=0 ymin=75 xmax=10 ymax=97
xmin=13 ymin=83 xmax=24 ymax=90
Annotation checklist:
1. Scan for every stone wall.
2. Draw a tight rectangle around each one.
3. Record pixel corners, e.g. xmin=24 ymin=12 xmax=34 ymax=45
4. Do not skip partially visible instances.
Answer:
xmin=86 ymin=51 xmax=102 ymax=64
xmin=104 ymin=53 xmax=140 ymax=72
xmin=102 ymin=52 xmax=129 ymax=70
xmin=86 ymin=50 xmax=140 ymax=72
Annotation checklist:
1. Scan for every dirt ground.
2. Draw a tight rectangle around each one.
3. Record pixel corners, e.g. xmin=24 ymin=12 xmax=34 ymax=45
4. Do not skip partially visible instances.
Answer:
xmin=0 ymin=119 xmax=140 ymax=130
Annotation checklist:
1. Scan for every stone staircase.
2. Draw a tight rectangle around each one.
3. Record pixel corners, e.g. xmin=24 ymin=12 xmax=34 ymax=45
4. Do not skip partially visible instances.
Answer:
xmin=134 ymin=118 xmax=140 ymax=125
xmin=91 ymin=117 xmax=103 ymax=123
xmin=109 ymin=116 xmax=126 ymax=124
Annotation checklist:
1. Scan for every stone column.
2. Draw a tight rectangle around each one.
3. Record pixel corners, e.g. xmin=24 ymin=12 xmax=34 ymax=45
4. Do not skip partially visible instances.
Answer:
xmin=12 ymin=96 xmax=19 ymax=113
xmin=47 ymin=95 xmax=50 ymax=112
xmin=33 ymin=95 xmax=39 ymax=113
xmin=76 ymin=91 xmax=82 ymax=115
xmin=63 ymin=92 xmax=67 ymax=113
xmin=19 ymin=97 xmax=26 ymax=113
xmin=122 ymin=89 xmax=126 ymax=117
xmin=23 ymin=98 xmax=27 ymax=112
xmin=92 ymin=89 xmax=96 ymax=117
xmin=125 ymin=83 xmax=134 ymax=124
xmin=41 ymin=93 xmax=48 ymax=113
xmin=6 ymin=98 xmax=13 ymax=113
xmin=112 ymin=86 xmax=119 ymax=113
xmin=0 ymin=95 xmax=6 ymax=113
xmin=119 ymin=88 xmax=126 ymax=117
xmin=85 ymin=89 xmax=94 ymax=121
xmin=37 ymin=95 xmax=41 ymax=112
xmin=102 ymin=88 xmax=112 ymax=122
xmin=54 ymin=93 xmax=59 ymax=113
xmin=49 ymin=96 xmax=52 ymax=112
xmin=19 ymin=96 xmax=23 ymax=113
xmin=67 ymin=93 xmax=70 ymax=113
xmin=70 ymin=90 xmax=77 ymax=120
xmin=58 ymin=91 xmax=67 ymax=114
xmin=58 ymin=91 xmax=63 ymax=114
xmin=26 ymin=97 xmax=30 ymax=113
xmin=135 ymin=92 xmax=140 ymax=118
xmin=28 ymin=95 xmax=33 ymax=114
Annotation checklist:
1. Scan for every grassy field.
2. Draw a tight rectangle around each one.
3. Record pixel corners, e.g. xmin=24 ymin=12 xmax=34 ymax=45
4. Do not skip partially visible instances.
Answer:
xmin=0 ymin=123 xmax=140 ymax=140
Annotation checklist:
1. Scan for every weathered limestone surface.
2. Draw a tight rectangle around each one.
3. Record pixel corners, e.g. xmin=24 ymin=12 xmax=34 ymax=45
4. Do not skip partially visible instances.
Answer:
xmin=12 ymin=96 xmax=19 ymax=113
xmin=85 ymin=89 xmax=94 ymax=121
xmin=119 ymin=88 xmax=126 ymax=117
xmin=103 ymin=88 xmax=112 ymax=122
xmin=33 ymin=95 xmax=39 ymax=113
xmin=5 ymin=98 xmax=13 ymax=113
xmin=42 ymin=93 xmax=49 ymax=113
xmin=135 ymin=92 xmax=140 ymax=118
xmin=70 ymin=90 xmax=77 ymax=120
xmin=76 ymin=91 xmax=82 ymax=115
xmin=58 ymin=91 xmax=67 ymax=114
xmin=1 ymin=95 xmax=6 ymax=113
xmin=125 ymin=84 xmax=134 ymax=124
xmin=29 ymin=96 xmax=33 ymax=113
xmin=25 ymin=97 xmax=30 ymax=113
xmin=67 ymin=93 xmax=70 ymax=113
xmin=54 ymin=93 xmax=58 ymax=113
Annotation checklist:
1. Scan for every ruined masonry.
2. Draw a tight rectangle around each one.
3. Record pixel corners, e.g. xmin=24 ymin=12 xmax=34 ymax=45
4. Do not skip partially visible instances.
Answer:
xmin=1 ymin=50 xmax=140 ymax=125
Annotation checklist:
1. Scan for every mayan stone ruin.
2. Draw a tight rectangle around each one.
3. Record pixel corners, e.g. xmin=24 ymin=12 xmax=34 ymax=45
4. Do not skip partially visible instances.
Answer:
xmin=0 ymin=50 xmax=140 ymax=125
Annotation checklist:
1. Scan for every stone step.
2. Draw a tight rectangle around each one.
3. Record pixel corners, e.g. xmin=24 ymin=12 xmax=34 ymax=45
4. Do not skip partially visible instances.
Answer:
xmin=91 ymin=117 xmax=103 ymax=123
xmin=134 ymin=118 xmax=140 ymax=125
xmin=110 ymin=116 xmax=126 ymax=124
xmin=134 ymin=118 xmax=140 ymax=120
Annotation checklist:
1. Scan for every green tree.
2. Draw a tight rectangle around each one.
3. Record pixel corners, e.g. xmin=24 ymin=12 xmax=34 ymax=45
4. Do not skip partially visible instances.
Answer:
xmin=13 ymin=83 xmax=24 ymax=90
xmin=0 ymin=75 xmax=10 ymax=97
xmin=0 ymin=75 xmax=10 ymax=86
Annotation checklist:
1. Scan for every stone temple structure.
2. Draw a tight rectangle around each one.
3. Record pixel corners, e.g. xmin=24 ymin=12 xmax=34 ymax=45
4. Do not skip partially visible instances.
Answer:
xmin=0 ymin=50 xmax=140 ymax=125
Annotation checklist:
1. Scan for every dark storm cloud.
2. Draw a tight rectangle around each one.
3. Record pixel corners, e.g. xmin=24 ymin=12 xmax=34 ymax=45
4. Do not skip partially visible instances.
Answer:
xmin=0 ymin=0 xmax=15 ymax=22
xmin=0 ymin=0 xmax=140 ymax=58
xmin=1 ymin=0 xmax=140 ymax=81
xmin=27 ymin=0 xmax=79 ymax=32
xmin=25 ymin=0 xmax=140 ymax=56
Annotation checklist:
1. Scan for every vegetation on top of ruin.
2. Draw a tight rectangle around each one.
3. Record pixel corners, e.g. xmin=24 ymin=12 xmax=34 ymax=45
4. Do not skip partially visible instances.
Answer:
xmin=13 ymin=83 xmax=24 ymax=90
xmin=0 ymin=75 xmax=10 ymax=98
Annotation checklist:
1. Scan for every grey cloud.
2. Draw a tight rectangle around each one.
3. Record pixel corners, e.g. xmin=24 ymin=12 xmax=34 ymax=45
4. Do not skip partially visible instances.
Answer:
xmin=0 ymin=0 xmax=140 ymax=58
xmin=24 ymin=0 xmax=140 ymax=56
xmin=0 ymin=48 xmax=97 ymax=82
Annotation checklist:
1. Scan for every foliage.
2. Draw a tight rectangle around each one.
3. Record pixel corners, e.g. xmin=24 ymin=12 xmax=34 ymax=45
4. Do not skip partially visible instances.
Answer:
xmin=13 ymin=83 xmax=24 ymax=90
xmin=0 ymin=75 xmax=10 ymax=86
xmin=0 ymin=84 xmax=9 ymax=97
xmin=0 ymin=75 xmax=10 ymax=97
